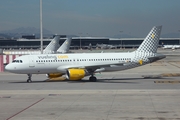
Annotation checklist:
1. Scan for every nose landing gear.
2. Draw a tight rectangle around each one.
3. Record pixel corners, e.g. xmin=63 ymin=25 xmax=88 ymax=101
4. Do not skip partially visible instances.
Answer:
xmin=27 ymin=74 xmax=32 ymax=83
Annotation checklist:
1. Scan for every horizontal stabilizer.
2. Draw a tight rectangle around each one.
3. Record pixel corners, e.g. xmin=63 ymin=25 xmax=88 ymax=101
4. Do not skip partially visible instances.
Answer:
xmin=148 ymin=54 xmax=166 ymax=62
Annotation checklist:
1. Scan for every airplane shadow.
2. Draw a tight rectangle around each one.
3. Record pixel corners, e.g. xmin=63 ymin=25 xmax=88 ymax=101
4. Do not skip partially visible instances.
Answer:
xmin=61 ymin=77 xmax=166 ymax=84
xmin=9 ymin=81 xmax=48 ymax=83
xmin=9 ymin=77 xmax=167 ymax=84
xmin=66 ymin=78 xmax=141 ymax=84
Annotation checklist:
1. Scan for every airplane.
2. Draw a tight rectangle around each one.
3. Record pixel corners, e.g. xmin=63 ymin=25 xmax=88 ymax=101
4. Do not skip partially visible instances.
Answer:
xmin=172 ymin=45 xmax=180 ymax=49
xmin=5 ymin=26 xmax=165 ymax=83
xmin=162 ymin=45 xmax=173 ymax=49
xmin=96 ymin=43 xmax=116 ymax=49
xmin=43 ymin=36 xmax=60 ymax=54
xmin=56 ymin=38 xmax=72 ymax=53
xmin=162 ymin=45 xmax=180 ymax=50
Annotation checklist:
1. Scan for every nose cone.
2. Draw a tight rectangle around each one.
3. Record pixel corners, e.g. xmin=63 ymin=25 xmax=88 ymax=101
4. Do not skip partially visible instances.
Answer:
xmin=5 ymin=64 xmax=15 ymax=72
xmin=5 ymin=64 xmax=11 ymax=71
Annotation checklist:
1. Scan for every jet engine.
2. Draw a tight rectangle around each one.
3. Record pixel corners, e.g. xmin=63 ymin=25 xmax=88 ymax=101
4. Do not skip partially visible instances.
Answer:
xmin=66 ymin=69 xmax=89 ymax=80
xmin=47 ymin=73 xmax=64 ymax=79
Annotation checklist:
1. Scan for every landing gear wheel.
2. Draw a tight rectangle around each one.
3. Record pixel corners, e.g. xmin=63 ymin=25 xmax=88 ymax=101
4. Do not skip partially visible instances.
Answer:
xmin=27 ymin=74 xmax=32 ymax=83
xmin=27 ymin=79 xmax=32 ymax=83
xmin=89 ymin=76 xmax=97 ymax=82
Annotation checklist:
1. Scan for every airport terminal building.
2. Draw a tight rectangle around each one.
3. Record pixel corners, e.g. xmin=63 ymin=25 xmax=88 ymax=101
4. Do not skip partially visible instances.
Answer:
xmin=0 ymin=36 xmax=180 ymax=49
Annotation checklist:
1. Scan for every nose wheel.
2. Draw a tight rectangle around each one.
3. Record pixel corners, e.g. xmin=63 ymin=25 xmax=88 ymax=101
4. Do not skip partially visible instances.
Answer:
xmin=27 ymin=74 xmax=32 ymax=83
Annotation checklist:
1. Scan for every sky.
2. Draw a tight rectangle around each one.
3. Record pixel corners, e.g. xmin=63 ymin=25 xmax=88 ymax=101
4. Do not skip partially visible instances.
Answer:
xmin=0 ymin=0 xmax=180 ymax=37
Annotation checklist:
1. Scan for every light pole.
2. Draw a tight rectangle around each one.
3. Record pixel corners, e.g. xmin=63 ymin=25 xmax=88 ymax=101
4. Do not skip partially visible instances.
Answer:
xmin=79 ymin=33 xmax=82 ymax=49
xmin=119 ymin=31 xmax=123 ymax=49
xmin=40 ymin=0 xmax=43 ymax=54
xmin=178 ymin=30 xmax=180 ymax=45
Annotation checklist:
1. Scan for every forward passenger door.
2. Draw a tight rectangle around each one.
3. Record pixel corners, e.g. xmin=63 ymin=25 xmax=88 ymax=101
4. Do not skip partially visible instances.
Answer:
xmin=29 ymin=56 xmax=35 ymax=67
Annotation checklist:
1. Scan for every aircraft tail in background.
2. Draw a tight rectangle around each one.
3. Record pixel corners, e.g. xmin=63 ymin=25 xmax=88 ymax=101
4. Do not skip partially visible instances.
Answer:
xmin=43 ymin=36 xmax=60 ymax=54
xmin=56 ymin=38 xmax=72 ymax=53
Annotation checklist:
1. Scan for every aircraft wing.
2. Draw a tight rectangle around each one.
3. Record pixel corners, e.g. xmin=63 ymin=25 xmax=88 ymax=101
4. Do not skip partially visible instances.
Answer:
xmin=84 ymin=62 xmax=126 ymax=72
xmin=57 ymin=62 xmax=125 ymax=72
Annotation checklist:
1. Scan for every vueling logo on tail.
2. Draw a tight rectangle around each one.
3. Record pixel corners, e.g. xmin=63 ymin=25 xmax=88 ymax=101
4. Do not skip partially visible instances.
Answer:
xmin=151 ymin=34 xmax=155 ymax=39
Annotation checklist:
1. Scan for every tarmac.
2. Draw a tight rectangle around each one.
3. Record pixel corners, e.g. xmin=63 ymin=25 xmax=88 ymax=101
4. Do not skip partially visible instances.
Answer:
xmin=0 ymin=48 xmax=180 ymax=120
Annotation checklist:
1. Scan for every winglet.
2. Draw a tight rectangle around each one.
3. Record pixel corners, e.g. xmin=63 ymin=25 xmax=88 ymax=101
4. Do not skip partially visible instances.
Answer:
xmin=136 ymin=26 xmax=162 ymax=53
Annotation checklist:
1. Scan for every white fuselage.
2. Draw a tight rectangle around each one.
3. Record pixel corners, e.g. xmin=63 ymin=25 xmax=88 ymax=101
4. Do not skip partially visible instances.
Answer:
xmin=5 ymin=51 xmax=157 ymax=74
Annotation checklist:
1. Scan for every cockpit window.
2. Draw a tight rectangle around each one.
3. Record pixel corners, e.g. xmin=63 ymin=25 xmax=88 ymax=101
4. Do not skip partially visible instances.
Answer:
xmin=12 ymin=60 xmax=23 ymax=63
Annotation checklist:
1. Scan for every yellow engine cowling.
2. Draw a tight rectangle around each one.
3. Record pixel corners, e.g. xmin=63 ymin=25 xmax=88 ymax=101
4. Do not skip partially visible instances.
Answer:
xmin=66 ymin=69 xmax=87 ymax=80
xmin=47 ymin=73 xmax=63 ymax=78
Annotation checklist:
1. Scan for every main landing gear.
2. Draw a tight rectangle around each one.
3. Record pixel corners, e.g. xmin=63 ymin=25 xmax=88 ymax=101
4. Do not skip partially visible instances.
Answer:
xmin=89 ymin=75 xmax=97 ymax=82
xmin=27 ymin=74 xmax=32 ymax=83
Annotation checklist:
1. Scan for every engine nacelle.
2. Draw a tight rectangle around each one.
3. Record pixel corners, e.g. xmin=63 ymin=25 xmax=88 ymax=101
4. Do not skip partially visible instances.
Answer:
xmin=47 ymin=73 xmax=63 ymax=78
xmin=66 ymin=69 xmax=88 ymax=80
